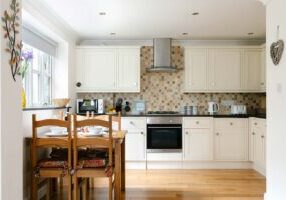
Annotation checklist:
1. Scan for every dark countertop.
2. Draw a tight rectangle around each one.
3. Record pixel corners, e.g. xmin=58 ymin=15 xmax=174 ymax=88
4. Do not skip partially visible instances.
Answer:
xmin=121 ymin=113 xmax=266 ymax=119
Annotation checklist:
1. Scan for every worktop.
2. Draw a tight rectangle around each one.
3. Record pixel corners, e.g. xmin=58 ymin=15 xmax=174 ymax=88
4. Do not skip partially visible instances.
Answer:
xmin=121 ymin=113 xmax=266 ymax=119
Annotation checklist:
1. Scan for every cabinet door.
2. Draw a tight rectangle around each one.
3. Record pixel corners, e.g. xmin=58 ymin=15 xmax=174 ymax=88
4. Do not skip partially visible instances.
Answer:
xmin=184 ymin=49 xmax=208 ymax=91
xmin=117 ymin=48 xmax=140 ymax=92
xmin=76 ymin=48 xmax=117 ymax=92
xmin=125 ymin=131 xmax=146 ymax=161
xmin=209 ymin=49 xmax=242 ymax=91
xmin=249 ymin=125 xmax=256 ymax=162
xmin=184 ymin=128 xmax=213 ymax=161
xmin=214 ymin=131 xmax=247 ymax=161
xmin=243 ymin=49 xmax=262 ymax=91
xmin=260 ymin=49 xmax=266 ymax=92
xmin=254 ymin=129 xmax=266 ymax=169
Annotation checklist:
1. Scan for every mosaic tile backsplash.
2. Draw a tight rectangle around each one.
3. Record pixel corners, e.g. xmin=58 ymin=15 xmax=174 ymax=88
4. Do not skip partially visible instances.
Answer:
xmin=77 ymin=46 xmax=266 ymax=115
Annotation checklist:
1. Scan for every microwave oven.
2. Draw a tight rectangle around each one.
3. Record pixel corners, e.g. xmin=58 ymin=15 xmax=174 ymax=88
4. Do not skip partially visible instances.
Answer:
xmin=76 ymin=99 xmax=104 ymax=115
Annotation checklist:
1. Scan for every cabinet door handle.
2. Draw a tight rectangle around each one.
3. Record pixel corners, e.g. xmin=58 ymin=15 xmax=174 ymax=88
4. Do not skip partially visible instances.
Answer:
xmin=196 ymin=121 xmax=200 ymax=124
xmin=230 ymin=122 xmax=233 ymax=126
xmin=254 ymin=122 xmax=257 ymax=126
xmin=252 ymin=132 xmax=255 ymax=135
xmin=185 ymin=132 xmax=189 ymax=135
xmin=76 ymin=82 xmax=82 ymax=87
xmin=261 ymin=135 xmax=265 ymax=139
xmin=141 ymin=132 xmax=144 ymax=135
xmin=129 ymin=121 xmax=134 ymax=125
xmin=260 ymin=82 xmax=265 ymax=86
xmin=216 ymin=133 xmax=219 ymax=136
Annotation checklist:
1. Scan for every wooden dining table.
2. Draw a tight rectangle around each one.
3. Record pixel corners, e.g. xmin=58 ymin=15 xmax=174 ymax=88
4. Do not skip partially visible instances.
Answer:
xmin=26 ymin=131 xmax=126 ymax=200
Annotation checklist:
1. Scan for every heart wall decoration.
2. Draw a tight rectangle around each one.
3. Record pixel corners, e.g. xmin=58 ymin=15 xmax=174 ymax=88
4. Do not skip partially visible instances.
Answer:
xmin=270 ymin=39 xmax=284 ymax=66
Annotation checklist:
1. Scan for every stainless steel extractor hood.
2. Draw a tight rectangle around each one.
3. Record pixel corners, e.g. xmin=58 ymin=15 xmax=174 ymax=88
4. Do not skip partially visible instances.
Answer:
xmin=146 ymin=38 xmax=177 ymax=72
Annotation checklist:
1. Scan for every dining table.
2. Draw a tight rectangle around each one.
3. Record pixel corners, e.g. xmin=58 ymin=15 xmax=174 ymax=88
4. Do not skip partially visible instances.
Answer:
xmin=26 ymin=130 xmax=126 ymax=200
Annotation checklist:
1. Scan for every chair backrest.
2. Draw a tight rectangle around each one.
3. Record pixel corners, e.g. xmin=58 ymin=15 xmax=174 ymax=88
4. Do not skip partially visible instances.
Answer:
xmin=32 ymin=114 xmax=72 ymax=147
xmin=73 ymin=114 xmax=113 ymax=167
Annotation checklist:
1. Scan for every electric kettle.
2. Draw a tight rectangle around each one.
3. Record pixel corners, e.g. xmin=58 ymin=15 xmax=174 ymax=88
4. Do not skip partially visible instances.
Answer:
xmin=208 ymin=101 xmax=219 ymax=114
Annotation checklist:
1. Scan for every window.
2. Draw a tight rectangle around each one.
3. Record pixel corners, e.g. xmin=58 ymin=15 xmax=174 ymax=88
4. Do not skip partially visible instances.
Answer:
xmin=22 ymin=43 xmax=54 ymax=106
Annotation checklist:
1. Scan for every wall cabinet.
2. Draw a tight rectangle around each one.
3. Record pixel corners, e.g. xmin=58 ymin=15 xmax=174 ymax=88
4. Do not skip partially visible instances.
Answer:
xmin=208 ymin=49 xmax=242 ymax=91
xmin=260 ymin=49 xmax=266 ymax=92
xmin=249 ymin=118 xmax=266 ymax=175
xmin=184 ymin=46 xmax=266 ymax=93
xmin=76 ymin=47 xmax=140 ymax=93
xmin=183 ymin=118 xmax=213 ymax=161
xmin=243 ymin=49 xmax=262 ymax=91
xmin=214 ymin=118 xmax=248 ymax=161
xmin=184 ymin=49 xmax=208 ymax=91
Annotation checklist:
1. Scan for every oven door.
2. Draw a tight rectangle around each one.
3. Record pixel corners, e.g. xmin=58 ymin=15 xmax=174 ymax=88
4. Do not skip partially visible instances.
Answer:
xmin=147 ymin=124 xmax=182 ymax=153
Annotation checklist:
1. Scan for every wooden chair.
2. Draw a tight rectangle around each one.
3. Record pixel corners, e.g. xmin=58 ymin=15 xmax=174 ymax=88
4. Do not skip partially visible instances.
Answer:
xmin=31 ymin=114 xmax=72 ymax=200
xmin=73 ymin=115 xmax=115 ymax=200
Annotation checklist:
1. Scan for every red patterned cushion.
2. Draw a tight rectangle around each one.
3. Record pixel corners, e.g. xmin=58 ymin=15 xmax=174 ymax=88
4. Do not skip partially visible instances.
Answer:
xmin=38 ymin=159 xmax=68 ymax=169
xmin=78 ymin=159 xmax=106 ymax=168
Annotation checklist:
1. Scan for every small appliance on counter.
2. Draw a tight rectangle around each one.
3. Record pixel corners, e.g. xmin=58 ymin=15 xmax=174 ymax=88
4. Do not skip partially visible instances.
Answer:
xmin=208 ymin=101 xmax=219 ymax=115
xmin=124 ymin=101 xmax=131 ymax=114
xmin=132 ymin=100 xmax=146 ymax=115
xmin=230 ymin=105 xmax=247 ymax=115
xmin=115 ymin=98 xmax=123 ymax=113
xmin=76 ymin=99 xmax=104 ymax=115
xmin=182 ymin=105 xmax=198 ymax=115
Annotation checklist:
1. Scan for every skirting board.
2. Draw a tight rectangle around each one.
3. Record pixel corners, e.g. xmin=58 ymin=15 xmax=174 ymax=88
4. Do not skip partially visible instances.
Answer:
xmin=252 ymin=163 xmax=266 ymax=176
xmin=146 ymin=161 xmax=252 ymax=170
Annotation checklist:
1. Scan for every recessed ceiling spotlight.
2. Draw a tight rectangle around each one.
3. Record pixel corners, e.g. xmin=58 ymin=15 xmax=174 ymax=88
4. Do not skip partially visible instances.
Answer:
xmin=99 ymin=12 xmax=106 ymax=16
xmin=248 ymin=32 xmax=254 ymax=35
xmin=110 ymin=32 xmax=116 ymax=35
xmin=182 ymin=33 xmax=188 ymax=35
xmin=192 ymin=12 xmax=199 ymax=16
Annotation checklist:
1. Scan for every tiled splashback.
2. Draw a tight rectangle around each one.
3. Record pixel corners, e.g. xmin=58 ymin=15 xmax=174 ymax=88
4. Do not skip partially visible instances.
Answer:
xmin=77 ymin=46 xmax=266 ymax=114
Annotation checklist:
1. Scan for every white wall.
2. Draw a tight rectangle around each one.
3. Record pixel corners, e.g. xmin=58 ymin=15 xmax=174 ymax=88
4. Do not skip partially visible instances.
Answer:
xmin=0 ymin=0 xmax=23 ymax=199
xmin=266 ymin=0 xmax=286 ymax=199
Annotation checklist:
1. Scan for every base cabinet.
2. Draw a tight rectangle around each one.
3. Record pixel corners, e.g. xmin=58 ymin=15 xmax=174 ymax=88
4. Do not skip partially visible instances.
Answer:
xmin=214 ymin=119 xmax=248 ymax=161
xmin=249 ymin=118 xmax=266 ymax=175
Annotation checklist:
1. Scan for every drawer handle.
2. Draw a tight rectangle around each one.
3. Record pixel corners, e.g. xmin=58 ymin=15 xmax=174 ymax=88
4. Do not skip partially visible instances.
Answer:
xmin=254 ymin=122 xmax=257 ymax=125
xmin=230 ymin=122 xmax=233 ymax=126
xmin=261 ymin=135 xmax=265 ymax=139
xmin=141 ymin=132 xmax=144 ymax=135
xmin=185 ymin=132 xmax=189 ymax=135
xmin=129 ymin=121 xmax=134 ymax=125
xmin=252 ymin=132 xmax=255 ymax=135
xmin=216 ymin=133 xmax=219 ymax=136
xmin=196 ymin=121 xmax=200 ymax=124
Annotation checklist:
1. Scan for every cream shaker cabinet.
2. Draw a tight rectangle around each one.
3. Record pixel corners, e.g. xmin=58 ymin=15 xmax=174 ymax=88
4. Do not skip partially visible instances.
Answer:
xmin=260 ymin=49 xmax=266 ymax=92
xmin=208 ymin=49 xmax=243 ymax=92
xmin=76 ymin=46 xmax=140 ymax=93
xmin=183 ymin=118 xmax=213 ymax=161
xmin=243 ymin=49 xmax=262 ymax=92
xmin=184 ymin=46 xmax=266 ymax=93
xmin=214 ymin=118 xmax=248 ymax=161
xmin=184 ymin=48 xmax=208 ymax=91
xmin=249 ymin=118 xmax=266 ymax=175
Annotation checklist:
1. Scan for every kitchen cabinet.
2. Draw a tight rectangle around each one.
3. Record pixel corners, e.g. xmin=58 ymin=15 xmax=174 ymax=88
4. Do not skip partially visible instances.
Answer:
xmin=122 ymin=117 xmax=146 ymax=169
xmin=208 ymin=48 xmax=242 ymax=92
xmin=183 ymin=118 xmax=213 ymax=161
xmin=183 ymin=46 xmax=266 ymax=93
xmin=214 ymin=118 xmax=248 ymax=161
xmin=243 ymin=49 xmax=262 ymax=92
xmin=76 ymin=46 xmax=140 ymax=93
xmin=249 ymin=118 xmax=266 ymax=175
xmin=184 ymin=48 xmax=208 ymax=91
xmin=260 ymin=49 xmax=266 ymax=92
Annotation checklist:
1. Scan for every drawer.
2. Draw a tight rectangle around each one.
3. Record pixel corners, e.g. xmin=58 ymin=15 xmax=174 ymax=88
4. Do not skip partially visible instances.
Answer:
xmin=250 ymin=118 xmax=266 ymax=128
xmin=215 ymin=118 xmax=247 ymax=131
xmin=184 ymin=118 xmax=212 ymax=129
xmin=122 ymin=117 xmax=146 ymax=130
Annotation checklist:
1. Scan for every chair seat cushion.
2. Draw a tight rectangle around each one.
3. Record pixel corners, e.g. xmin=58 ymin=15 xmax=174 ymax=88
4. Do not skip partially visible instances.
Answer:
xmin=77 ymin=158 xmax=107 ymax=168
xmin=38 ymin=158 xmax=68 ymax=169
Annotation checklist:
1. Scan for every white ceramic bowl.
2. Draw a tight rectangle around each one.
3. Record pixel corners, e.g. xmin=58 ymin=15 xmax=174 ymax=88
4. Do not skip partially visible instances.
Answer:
xmin=50 ymin=127 xmax=67 ymax=134
xmin=88 ymin=127 xmax=102 ymax=134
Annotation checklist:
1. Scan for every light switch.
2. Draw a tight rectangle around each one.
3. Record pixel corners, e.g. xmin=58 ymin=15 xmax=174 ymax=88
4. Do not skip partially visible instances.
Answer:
xmin=276 ymin=83 xmax=282 ymax=93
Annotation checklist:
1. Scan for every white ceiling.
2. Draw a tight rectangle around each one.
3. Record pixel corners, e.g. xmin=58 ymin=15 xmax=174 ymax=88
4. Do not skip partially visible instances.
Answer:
xmin=40 ymin=0 xmax=266 ymax=40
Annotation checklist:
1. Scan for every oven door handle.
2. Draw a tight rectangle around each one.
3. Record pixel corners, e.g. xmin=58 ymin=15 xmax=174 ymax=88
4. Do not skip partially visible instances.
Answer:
xmin=148 ymin=127 xmax=182 ymax=129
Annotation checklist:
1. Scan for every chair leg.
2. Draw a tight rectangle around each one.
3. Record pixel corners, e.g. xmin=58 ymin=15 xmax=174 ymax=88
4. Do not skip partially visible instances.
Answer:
xmin=109 ymin=177 xmax=113 ymax=200
xmin=82 ymin=179 xmax=87 ymax=200
xmin=86 ymin=178 xmax=90 ymax=200
xmin=46 ymin=179 xmax=51 ymax=200
xmin=66 ymin=175 xmax=72 ymax=200
xmin=31 ymin=175 xmax=38 ymax=200
xmin=73 ymin=175 xmax=78 ymax=200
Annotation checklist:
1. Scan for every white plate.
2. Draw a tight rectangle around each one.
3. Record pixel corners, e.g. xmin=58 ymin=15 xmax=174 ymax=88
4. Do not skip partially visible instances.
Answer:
xmin=84 ymin=132 xmax=104 ymax=137
xmin=45 ymin=132 xmax=68 ymax=137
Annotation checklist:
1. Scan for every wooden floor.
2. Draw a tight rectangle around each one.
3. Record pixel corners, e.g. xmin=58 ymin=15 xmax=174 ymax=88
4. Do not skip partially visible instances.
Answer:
xmin=91 ymin=169 xmax=266 ymax=200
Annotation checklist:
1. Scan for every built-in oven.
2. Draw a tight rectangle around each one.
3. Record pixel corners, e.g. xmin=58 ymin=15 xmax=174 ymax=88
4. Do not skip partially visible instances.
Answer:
xmin=147 ymin=117 xmax=182 ymax=153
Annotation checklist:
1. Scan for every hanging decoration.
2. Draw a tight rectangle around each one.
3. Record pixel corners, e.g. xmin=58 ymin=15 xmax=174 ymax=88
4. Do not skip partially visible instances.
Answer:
xmin=1 ymin=0 xmax=22 ymax=81
xmin=270 ymin=26 xmax=284 ymax=66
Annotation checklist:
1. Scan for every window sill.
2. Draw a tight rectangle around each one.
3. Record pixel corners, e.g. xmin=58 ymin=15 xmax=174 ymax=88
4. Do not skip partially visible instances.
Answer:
xmin=23 ymin=106 xmax=71 ymax=111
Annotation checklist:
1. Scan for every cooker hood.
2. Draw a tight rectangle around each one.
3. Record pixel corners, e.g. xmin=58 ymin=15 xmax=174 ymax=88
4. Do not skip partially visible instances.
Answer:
xmin=147 ymin=38 xmax=177 ymax=72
